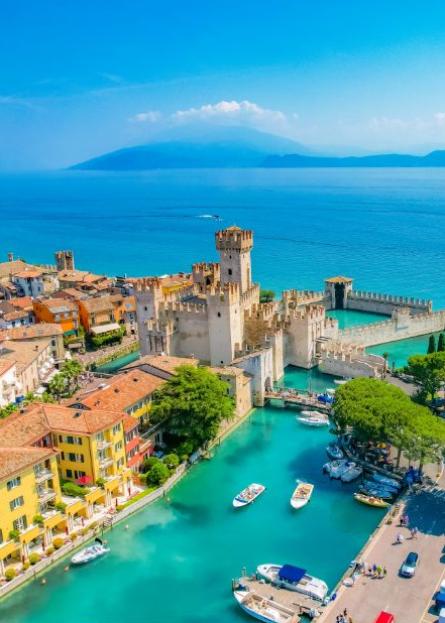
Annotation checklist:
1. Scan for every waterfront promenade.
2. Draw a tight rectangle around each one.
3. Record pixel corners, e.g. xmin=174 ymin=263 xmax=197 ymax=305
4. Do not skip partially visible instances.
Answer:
xmin=319 ymin=486 xmax=445 ymax=623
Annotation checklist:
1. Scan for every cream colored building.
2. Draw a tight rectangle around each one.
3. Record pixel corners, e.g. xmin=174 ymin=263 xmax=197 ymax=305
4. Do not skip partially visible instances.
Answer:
xmin=0 ymin=338 xmax=55 ymax=397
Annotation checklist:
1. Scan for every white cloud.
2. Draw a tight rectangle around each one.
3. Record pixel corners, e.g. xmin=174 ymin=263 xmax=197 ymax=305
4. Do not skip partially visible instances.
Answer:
xmin=434 ymin=112 xmax=445 ymax=127
xmin=171 ymin=100 xmax=287 ymax=125
xmin=129 ymin=110 xmax=162 ymax=123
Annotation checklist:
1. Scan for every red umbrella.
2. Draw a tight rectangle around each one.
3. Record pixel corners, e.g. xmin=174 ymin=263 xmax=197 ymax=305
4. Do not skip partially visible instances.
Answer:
xmin=76 ymin=475 xmax=93 ymax=486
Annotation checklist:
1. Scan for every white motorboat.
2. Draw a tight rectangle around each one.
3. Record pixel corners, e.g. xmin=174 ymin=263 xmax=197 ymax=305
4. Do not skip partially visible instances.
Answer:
xmin=71 ymin=539 xmax=109 ymax=565
xmin=341 ymin=463 xmax=363 ymax=482
xmin=326 ymin=442 xmax=344 ymax=460
xmin=233 ymin=483 xmax=266 ymax=508
xmin=257 ymin=563 xmax=329 ymax=602
xmin=233 ymin=587 xmax=298 ymax=623
xmin=300 ymin=410 xmax=326 ymax=418
xmin=323 ymin=459 xmax=349 ymax=479
xmin=290 ymin=481 xmax=314 ymax=509
xmin=326 ymin=388 xmax=336 ymax=396
xmin=334 ymin=379 xmax=348 ymax=386
xmin=297 ymin=411 xmax=329 ymax=427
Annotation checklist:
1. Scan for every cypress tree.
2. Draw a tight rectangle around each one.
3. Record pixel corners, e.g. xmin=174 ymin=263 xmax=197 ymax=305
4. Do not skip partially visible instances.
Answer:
xmin=438 ymin=333 xmax=445 ymax=352
xmin=427 ymin=335 xmax=436 ymax=354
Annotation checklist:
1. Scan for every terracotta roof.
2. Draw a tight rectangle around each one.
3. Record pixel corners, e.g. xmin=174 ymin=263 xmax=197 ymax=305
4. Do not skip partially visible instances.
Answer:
xmin=0 ymin=339 xmax=52 ymax=373
xmin=325 ymin=276 xmax=353 ymax=283
xmin=124 ymin=354 xmax=198 ymax=376
xmin=0 ymin=408 xmax=52 ymax=448
xmin=9 ymin=297 xmax=33 ymax=311
xmin=123 ymin=413 xmax=139 ymax=433
xmin=0 ymin=359 xmax=15 ymax=375
xmin=14 ymin=269 xmax=43 ymax=279
xmin=1 ymin=309 xmax=28 ymax=322
xmin=58 ymin=269 xmax=105 ymax=284
xmin=0 ymin=260 xmax=35 ymax=280
xmin=53 ymin=288 xmax=88 ymax=301
xmin=0 ymin=447 xmax=57 ymax=481
xmin=34 ymin=298 xmax=77 ymax=314
xmin=5 ymin=324 xmax=63 ymax=340
xmin=80 ymin=296 xmax=113 ymax=313
xmin=77 ymin=369 xmax=164 ymax=412
xmin=41 ymin=403 xmax=123 ymax=435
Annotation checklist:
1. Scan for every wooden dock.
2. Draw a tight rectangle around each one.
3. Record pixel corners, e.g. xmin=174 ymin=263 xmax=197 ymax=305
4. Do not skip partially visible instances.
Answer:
xmin=265 ymin=389 xmax=332 ymax=414
xmin=235 ymin=575 xmax=327 ymax=620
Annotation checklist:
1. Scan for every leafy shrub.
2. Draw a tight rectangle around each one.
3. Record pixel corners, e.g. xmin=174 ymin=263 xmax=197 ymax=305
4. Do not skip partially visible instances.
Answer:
xmin=33 ymin=514 xmax=44 ymax=526
xmin=163 ymin=453 xmax=179 ymax=471
xmin=145 ymin=462 xmax=170 ymax=486
xmin=53 ymin=537 xmax=64 ymax=550
xmin=95 ymin=478 xmax=106 ymax=489
xmin=8 ymin=529 xmax=20 ymax=542
xmin=176 ymin=440 xmax=194 ymax=460
xmin=70 ymin=533 xmax=77 ymax=541
xmin=62 ymin=482 xmax=89 ymax=497
xmin=45 ymin=546 xmax=54 ymax=556
xmin=5 ymin=568 xmax=16 ymax=581
xmin=142 ymin=456 xmax=161 ymax=472
xmin=22 ymin=561 xmax=30 ymax=571
xmin=55 ymin=501 xmax=67 ymax=512
xmin=29 ymin=553 xmax=41 ymax=565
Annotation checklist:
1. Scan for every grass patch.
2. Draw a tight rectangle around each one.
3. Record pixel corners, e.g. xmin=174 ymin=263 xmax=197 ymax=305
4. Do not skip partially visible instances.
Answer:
xmin=117 ymin=487 xmax=158 ymax=510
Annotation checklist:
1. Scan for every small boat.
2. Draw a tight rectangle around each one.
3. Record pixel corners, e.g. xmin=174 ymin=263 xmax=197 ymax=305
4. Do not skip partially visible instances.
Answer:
xmin=326 ymin=388 xmax=336 ymax=396
xmin=233 ymin=587 xmax=298 ymax=623
xmin=358 ymin=485 xmax=394 ymax=501
xmin=233 ymin=483 xmax=265 ymax=508
xmin=323 ymin=459 xmax=349 ymax=479
xmin=71 ymin=539 xmax=109 ymax=565
xmin=363 ymin=479 xmax=399 ymax=494
xmin=326 ymin=442 xmax=344 ymax=460
xmin=297 ymin=411 xmax=329 ymax=427
xmin=257 ymin=563 xmax=329 ymax=601
xmin=369 ymin=473 xmax=401 ymax=489
xmin=290 ymin=481 xmax=314 ymax=509
xmin=354 ymin=493 xmax=390 ymax=508
xmin=341 ymin=463 xmax=363 ymax=482
xmin=334 ymin=379 xmax=348 ymax=386
xmin=300 ymin=410 xmax=327 ymax=418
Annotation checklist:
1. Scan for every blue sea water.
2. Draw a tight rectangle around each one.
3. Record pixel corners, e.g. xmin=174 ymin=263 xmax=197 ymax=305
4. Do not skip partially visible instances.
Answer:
xmin=1 ymin=168 xmax=445 ymax=307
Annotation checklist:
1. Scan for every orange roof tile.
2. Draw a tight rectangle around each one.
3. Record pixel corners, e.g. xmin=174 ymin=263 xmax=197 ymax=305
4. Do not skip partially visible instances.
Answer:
xmin=123 ymin=413 xmax=139 ymax=433
xmin=77 ymin=369 xmax=164 ymax=412
xmin=124 ymin=354 xmax=198 ymax=376
xmin=5 ymin=324 xmax=63 ymax=340
xmin=0 ymin=447 xmax=57 ymax=481
xmin=325 ymin=275 xmax=353 ymax=283
xmin=14 ymin=269 xmax=43 ymax=279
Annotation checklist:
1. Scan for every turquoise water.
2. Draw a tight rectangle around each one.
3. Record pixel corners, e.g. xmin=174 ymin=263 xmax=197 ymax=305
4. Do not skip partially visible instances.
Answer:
xmin=95 ymin=350 xmax=140 ymax=374
xmin=0 ymin=373 xmax=383 ymax=623
xmin=327 ymin=309 xmax=388 ymax=330
xmin=368 ymin=331 xmax=443 ymax=368
xmin=1 ymin=169 xmax=445 ymax=307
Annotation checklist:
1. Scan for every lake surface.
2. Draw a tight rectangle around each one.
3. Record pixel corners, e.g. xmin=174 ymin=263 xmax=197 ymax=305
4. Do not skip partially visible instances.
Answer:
xmin=1 ymin=168 xmax=445 ymax=307
xmin=0 ymin=369 xmax=383 ymax=623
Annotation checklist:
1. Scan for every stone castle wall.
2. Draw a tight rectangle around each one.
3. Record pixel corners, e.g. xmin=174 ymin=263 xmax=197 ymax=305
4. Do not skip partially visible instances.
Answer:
xmin=346 ymin=291 xmax=431 ymax=316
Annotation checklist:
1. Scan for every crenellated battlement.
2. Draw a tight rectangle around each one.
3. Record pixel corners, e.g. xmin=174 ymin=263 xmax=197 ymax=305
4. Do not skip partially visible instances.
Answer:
xmin=215 ymin=226 xmax=253 ymax=251
xmin=134 ymin=277 xmax=163 ymax=292
xmin=349 ymin=290 xmax=431 ymax=309
xmin=159 ymin=300 xmax=208 ymax=316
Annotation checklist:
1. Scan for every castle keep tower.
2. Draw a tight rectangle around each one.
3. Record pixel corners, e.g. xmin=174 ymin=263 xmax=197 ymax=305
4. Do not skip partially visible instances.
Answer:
xmin=215 ymin=227 xmax=253 ymax=294
xmin=55 ymin=250 xmax=75 ymax=271
xmin=324 ymin=276 xmax=353 ymax=310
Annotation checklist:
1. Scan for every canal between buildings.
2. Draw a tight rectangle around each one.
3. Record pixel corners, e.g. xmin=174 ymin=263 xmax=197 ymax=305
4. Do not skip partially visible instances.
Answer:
xmin=0 ymin=366 xmax=385 ymax=623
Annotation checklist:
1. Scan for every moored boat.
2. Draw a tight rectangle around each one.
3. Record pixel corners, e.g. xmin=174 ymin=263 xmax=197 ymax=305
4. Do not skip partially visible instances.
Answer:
xmin=358 ymin=485 xmax=394 ymax=500
xmin=363 ymin=479 xmax=399 ymax=494
xmin=323 ymin=459 xmax=349 ymax=479
xmin=290 ymin=481 xmax=314 ymax=509
xmin=369 ymin=473 xmax=401 ymax=489
xmin=71 ymin=539 xmax=109 ymax=565
xmin=233 ymin=587 xmax=298 ymax=623
xmin=257 ymin=564 xmax=328 ymax=601
xmin=233 ymin=483 xmax=266 ymax=508
xmin=334 ymin=379 xmax=348 ymax=386
xmin=353 ymin=493 xmax=390 ymax=508
xmin=326 ymin=442 xmax=344 ymax=460
xmin=297 ymin=411 xmax=329 ymax=427
xmin=340 ymin=463 xmax=363 ymax=482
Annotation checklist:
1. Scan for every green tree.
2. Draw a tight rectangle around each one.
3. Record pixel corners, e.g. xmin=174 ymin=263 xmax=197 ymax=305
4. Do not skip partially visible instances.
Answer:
xmin=438 ymin=333 xmax=445 ymax=352
xmin=163 ymin=453 xmax=180 ymax=471
xmin=260 ymin=289 xmax=275 ymax=304
xmin=405 ymin=351 xmax=445 ymax=403
xmin=146 ymin=462 xmax=170 ymax=485
xmin=47 ymin=373 xmax=68 ymax=400
xmin=61 ymin=359 xmax=83 ymax=393
xmin=428 ymin=335 xmax=436 ymax=354
xmin=150 ymin=366 xmax=235 ymax=449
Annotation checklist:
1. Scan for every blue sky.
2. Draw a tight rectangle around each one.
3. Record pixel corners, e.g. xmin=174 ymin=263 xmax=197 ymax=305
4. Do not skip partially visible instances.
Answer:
xmin=2 ymin=0 xmax=445 ymax=169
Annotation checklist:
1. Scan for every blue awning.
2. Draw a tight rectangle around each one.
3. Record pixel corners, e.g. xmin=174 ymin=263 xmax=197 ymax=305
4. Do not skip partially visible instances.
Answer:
xmin=278 ymin=565 xmax=306 ymax=584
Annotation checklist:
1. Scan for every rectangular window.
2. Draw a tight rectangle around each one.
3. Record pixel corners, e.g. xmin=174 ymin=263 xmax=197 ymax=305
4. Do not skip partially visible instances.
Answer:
xmin=10 ymin=496 xmax=24 ymax=511
xmin=7 ymin=476 xmax=21 ymax=490
xmin=59 ymin=435 xmax=63 ymax=443
xmin=112 ymin=424 xmax=120 ymax=435
xmin=68 ymin=453 xmax=76 ymax=462
xmin=67 ymin=436 xmax=74 ymax=444
xmin=114 ymin=441 xmax=123 ymax=452
xmin=96 ymin=432 xmax=104 ymax=442
xmin=13 ymin=515 xmax=27 ymax=532
xmin=66 ymin=469 xmax=73 ymax=478
xmin=74 ymin=470 xmax=85 ymax=479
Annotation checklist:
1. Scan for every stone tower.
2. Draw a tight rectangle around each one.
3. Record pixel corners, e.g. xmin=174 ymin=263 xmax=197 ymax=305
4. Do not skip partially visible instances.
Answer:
xmin=324 ymin=276 xmax=353 ymax=310
xmin=55 ymin=250 xmax=75 ymax=271
xmin=134 ymin=278 xmax=166 ymax=356
xmin=215 ymin=227 xmax=253 ymax=294
xmin=207 ymin=283 xmax=243 ymax=366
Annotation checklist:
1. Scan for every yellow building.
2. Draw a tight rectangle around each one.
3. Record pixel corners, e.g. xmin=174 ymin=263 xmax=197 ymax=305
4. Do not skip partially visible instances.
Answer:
xmin=0 ymin=403 xmax=131 ymax=577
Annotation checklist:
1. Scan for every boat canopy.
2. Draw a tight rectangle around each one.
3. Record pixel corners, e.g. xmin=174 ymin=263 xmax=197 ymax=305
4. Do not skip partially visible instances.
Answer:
xmin=278 ymin=565 xmax=306 ymax=584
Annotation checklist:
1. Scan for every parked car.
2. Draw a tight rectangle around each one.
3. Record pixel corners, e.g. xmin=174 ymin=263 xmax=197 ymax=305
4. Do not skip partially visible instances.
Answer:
xmin=374 ymin=612 xmax=394 ymax=623
xmin=400 ymin=551 xmax=419 ymax=577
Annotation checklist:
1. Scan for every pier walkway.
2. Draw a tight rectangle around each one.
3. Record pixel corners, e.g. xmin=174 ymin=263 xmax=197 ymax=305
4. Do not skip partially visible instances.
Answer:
xmin=265 ymin=389 xmax=331 ymax=413
xmin=318 ymin=487 xmax=445 ymax=623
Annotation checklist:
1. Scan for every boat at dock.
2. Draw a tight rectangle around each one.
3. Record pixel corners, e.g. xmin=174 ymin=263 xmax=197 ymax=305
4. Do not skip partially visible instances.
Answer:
xmin=290 ymin=481 xmax=314 ymax=509
xmin=323 ymin=459 xmax=349 ymax=478
xmin=233 ymin=586 xmax=298 ymax=623
xmin=233 ymin=483 xmax=266 ymax=508
xmin=353 ymin=493 xmax=390 ymax=508
xmin=358 ymin=484 xmax=394 ymax=500
xmin=369 ymin=473 xmax=401 ymax=489
xmin=71 ymin=539 xmax=109 ymax=565
xmin=334 ymin=379 xmax=348 ymax=386
xmin=297 ymin=411 xmax=329 ymax=427
xmin=340 ymin=463 xmax=363 ymax=482
xmin=257 ymin=564 xmax=329 ymax=601
xmin=326 ymin=442 xmax=344 ymax=460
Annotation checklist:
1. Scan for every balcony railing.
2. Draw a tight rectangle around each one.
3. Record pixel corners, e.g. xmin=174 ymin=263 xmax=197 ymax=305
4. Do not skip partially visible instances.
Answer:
xmin=98 ymin=457 xmax=113 ymax=469
xmin=37 ymin=488 xmax=57 ymax=503
xmin=97 ymin=440 xmax=112 ymax=450
xmin=34 ymin=468 xmax=53 ymax=483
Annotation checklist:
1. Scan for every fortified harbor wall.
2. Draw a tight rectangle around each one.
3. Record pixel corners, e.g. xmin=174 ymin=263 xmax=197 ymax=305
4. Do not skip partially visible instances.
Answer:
xmin=338 ymin=309 xmax=445 ymax=347
xmin=346 ymin=291 xmax=432 ymax=316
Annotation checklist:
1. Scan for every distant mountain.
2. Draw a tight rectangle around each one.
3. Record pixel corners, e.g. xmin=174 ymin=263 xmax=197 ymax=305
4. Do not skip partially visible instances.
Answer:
xmin=263 ymin=150 xmax=445 ymax=168
xmin=71 ymin=127 xmax=312 ymax=170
